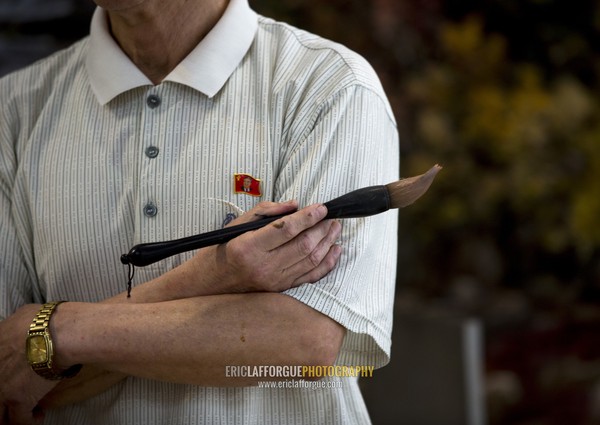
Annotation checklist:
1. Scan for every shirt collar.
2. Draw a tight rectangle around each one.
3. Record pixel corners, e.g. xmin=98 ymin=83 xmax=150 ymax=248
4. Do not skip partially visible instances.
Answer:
xmin=86 ymin=0 xmax=258 ymax=105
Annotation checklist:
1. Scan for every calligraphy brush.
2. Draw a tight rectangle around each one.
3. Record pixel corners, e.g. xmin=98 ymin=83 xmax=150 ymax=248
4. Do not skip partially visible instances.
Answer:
xmin=121 ymin=164 xmax=442 ymax=268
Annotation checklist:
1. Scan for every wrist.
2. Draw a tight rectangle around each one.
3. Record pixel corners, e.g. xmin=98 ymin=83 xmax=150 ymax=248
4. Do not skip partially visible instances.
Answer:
xmin=142 ymin=246 xmax=230 ymax=301
xmin=26 ymin=301 xmax=82 ymax=380
xmin=189 ymin=245 xmax=238 ymax=295
xmin=48 ymin=301 xmax=77 ymax=369
xmin=203 ymin=243 xmax=246 ymax=294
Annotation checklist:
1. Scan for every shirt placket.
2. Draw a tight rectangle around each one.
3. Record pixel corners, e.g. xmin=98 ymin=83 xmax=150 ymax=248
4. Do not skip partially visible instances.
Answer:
xmin=137 ymin=85 xmax=165 ymax=245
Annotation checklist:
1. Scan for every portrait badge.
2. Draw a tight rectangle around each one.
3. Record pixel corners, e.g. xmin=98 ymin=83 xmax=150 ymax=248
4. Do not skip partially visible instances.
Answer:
xmin=234 ymin=173 xmax=262 ymax=197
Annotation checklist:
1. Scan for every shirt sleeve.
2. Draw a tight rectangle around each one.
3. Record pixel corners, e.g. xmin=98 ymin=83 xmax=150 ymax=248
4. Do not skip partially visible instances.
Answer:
xmin=276 ymin=84 xmax=400 ymax=369
xmin=0 ymin=77 xmax=37 ymax=321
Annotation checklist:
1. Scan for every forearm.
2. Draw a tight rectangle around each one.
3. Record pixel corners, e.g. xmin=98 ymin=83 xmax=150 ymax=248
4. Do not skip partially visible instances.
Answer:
xmin=38 ymin=252 xmax=214 ymax=409
xmin=102 ymin=202 xmax=340 ymax=305
xmin=52 ymin=292 xmax=344 ymax=387
xmin=42 ymin=283 xmax=341 ymax=408
xmin=39 ymin=202 xmax=343 ymax=407
xmin=104 ymin=245 xmax=222 ymax=304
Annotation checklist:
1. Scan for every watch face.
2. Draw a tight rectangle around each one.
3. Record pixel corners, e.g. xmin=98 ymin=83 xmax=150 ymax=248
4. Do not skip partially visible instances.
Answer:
xmin=27 ymin=334 xmax=49 ymax=364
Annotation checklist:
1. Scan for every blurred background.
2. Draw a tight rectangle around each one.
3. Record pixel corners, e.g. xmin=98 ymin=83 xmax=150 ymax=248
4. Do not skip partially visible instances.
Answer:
xmin=2 ymin=0 xmax=599 ymax=424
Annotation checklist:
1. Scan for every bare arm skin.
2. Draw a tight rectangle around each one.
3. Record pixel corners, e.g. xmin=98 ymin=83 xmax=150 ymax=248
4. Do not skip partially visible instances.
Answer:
xmin=53 ymin=293 xmax=345 ymax=386
xmin=1 ymin=2 xmax=351 ymax=423
xmin=0 ymin=202 xmax=344 ymax=424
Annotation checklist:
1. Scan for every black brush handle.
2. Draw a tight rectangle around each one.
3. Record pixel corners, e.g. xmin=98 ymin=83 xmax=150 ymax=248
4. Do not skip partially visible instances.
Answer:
xmin=121 ymin=185 xmax=390 ymax=267
xmin=324 ymin=185 xmax=390 ymax=219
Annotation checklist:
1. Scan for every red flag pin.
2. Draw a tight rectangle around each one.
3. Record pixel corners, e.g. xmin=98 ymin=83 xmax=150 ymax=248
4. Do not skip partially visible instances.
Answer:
xmin=234 ymin=173 xmax=262 ymax=197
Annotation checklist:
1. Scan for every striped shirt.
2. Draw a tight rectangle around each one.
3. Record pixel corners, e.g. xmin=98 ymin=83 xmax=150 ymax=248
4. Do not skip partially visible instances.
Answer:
xmin=0 ymin=0 xmax=399 ymax=423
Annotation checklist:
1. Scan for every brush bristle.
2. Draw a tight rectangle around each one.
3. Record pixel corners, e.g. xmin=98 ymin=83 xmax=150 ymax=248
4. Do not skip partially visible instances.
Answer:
xmin=386 ymin=164 xmax=442 ymax=209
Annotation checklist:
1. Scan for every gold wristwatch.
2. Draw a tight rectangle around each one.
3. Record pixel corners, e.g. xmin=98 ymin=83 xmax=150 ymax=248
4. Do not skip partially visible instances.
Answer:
xmin=25 ymin=301 xmax=82 ymax=380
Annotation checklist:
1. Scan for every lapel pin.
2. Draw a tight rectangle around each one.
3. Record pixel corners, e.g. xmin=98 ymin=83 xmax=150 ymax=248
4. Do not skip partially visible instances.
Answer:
xmin=234 ymin=173 xmax=262 ymax=197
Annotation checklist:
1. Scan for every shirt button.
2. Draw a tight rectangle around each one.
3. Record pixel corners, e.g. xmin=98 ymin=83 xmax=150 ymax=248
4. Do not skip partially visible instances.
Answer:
xmin=143 ymin=203 xmax=158 ymax=217
xmin=145 ymin=146 xmax=160 ymax=158
xmin=146 ymin=94 xmax=161 ymax=109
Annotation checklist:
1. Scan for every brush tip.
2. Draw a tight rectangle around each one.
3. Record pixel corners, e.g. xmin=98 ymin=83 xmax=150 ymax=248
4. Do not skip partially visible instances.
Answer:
xmin=386 ymin=164 xmax=442 ymax=208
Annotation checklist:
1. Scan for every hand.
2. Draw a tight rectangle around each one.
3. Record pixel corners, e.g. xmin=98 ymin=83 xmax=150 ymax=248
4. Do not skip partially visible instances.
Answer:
xmin=206 ymin=201 xmax=342 ymax=294
xmin=0 ymin=305 xmax=58 ymax=425
xmin=39 ymin=366 xmax=127 ymax=411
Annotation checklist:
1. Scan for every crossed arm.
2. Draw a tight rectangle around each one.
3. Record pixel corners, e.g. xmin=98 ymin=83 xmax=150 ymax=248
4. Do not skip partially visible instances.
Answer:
xmin=0 ymin=201 xmax=345 ymax=425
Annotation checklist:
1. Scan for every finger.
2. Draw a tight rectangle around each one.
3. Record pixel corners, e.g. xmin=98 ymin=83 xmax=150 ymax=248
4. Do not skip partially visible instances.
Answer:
xmin=280 ymin=220 xmax=342 ymax=281
xmin=227 ymin=200 xmax=298 ymax=227
xmin=292 ymin=244 xmax=343 ymax=286
xmin=32 ymin=405 xmax=45 ymax=425
xmin=252 ymin=203 xmax=329 ymax=251
xmin=6 ymin=401 xmax=36 ymax=425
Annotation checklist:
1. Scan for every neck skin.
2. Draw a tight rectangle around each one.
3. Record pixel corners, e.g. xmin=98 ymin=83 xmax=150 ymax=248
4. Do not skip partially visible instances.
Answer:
xmin=104 ymin=0 xmax=228 ymax=84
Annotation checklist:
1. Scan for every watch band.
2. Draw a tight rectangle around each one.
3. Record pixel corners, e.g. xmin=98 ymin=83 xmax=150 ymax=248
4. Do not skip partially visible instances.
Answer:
xmin=28 ymin=301 xmax=62 ymax=334
xmin=27 ymin=301 xmax=82 ymax=380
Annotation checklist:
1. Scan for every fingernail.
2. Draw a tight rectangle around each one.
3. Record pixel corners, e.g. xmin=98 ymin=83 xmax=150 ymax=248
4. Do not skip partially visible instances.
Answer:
xmin=317 ymin=204 xmax=327 ymax=217
xmin=331 ymin=220 xmax=342 ymax=235
xmin=333 ymin=244 xmax=342 ymax=258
